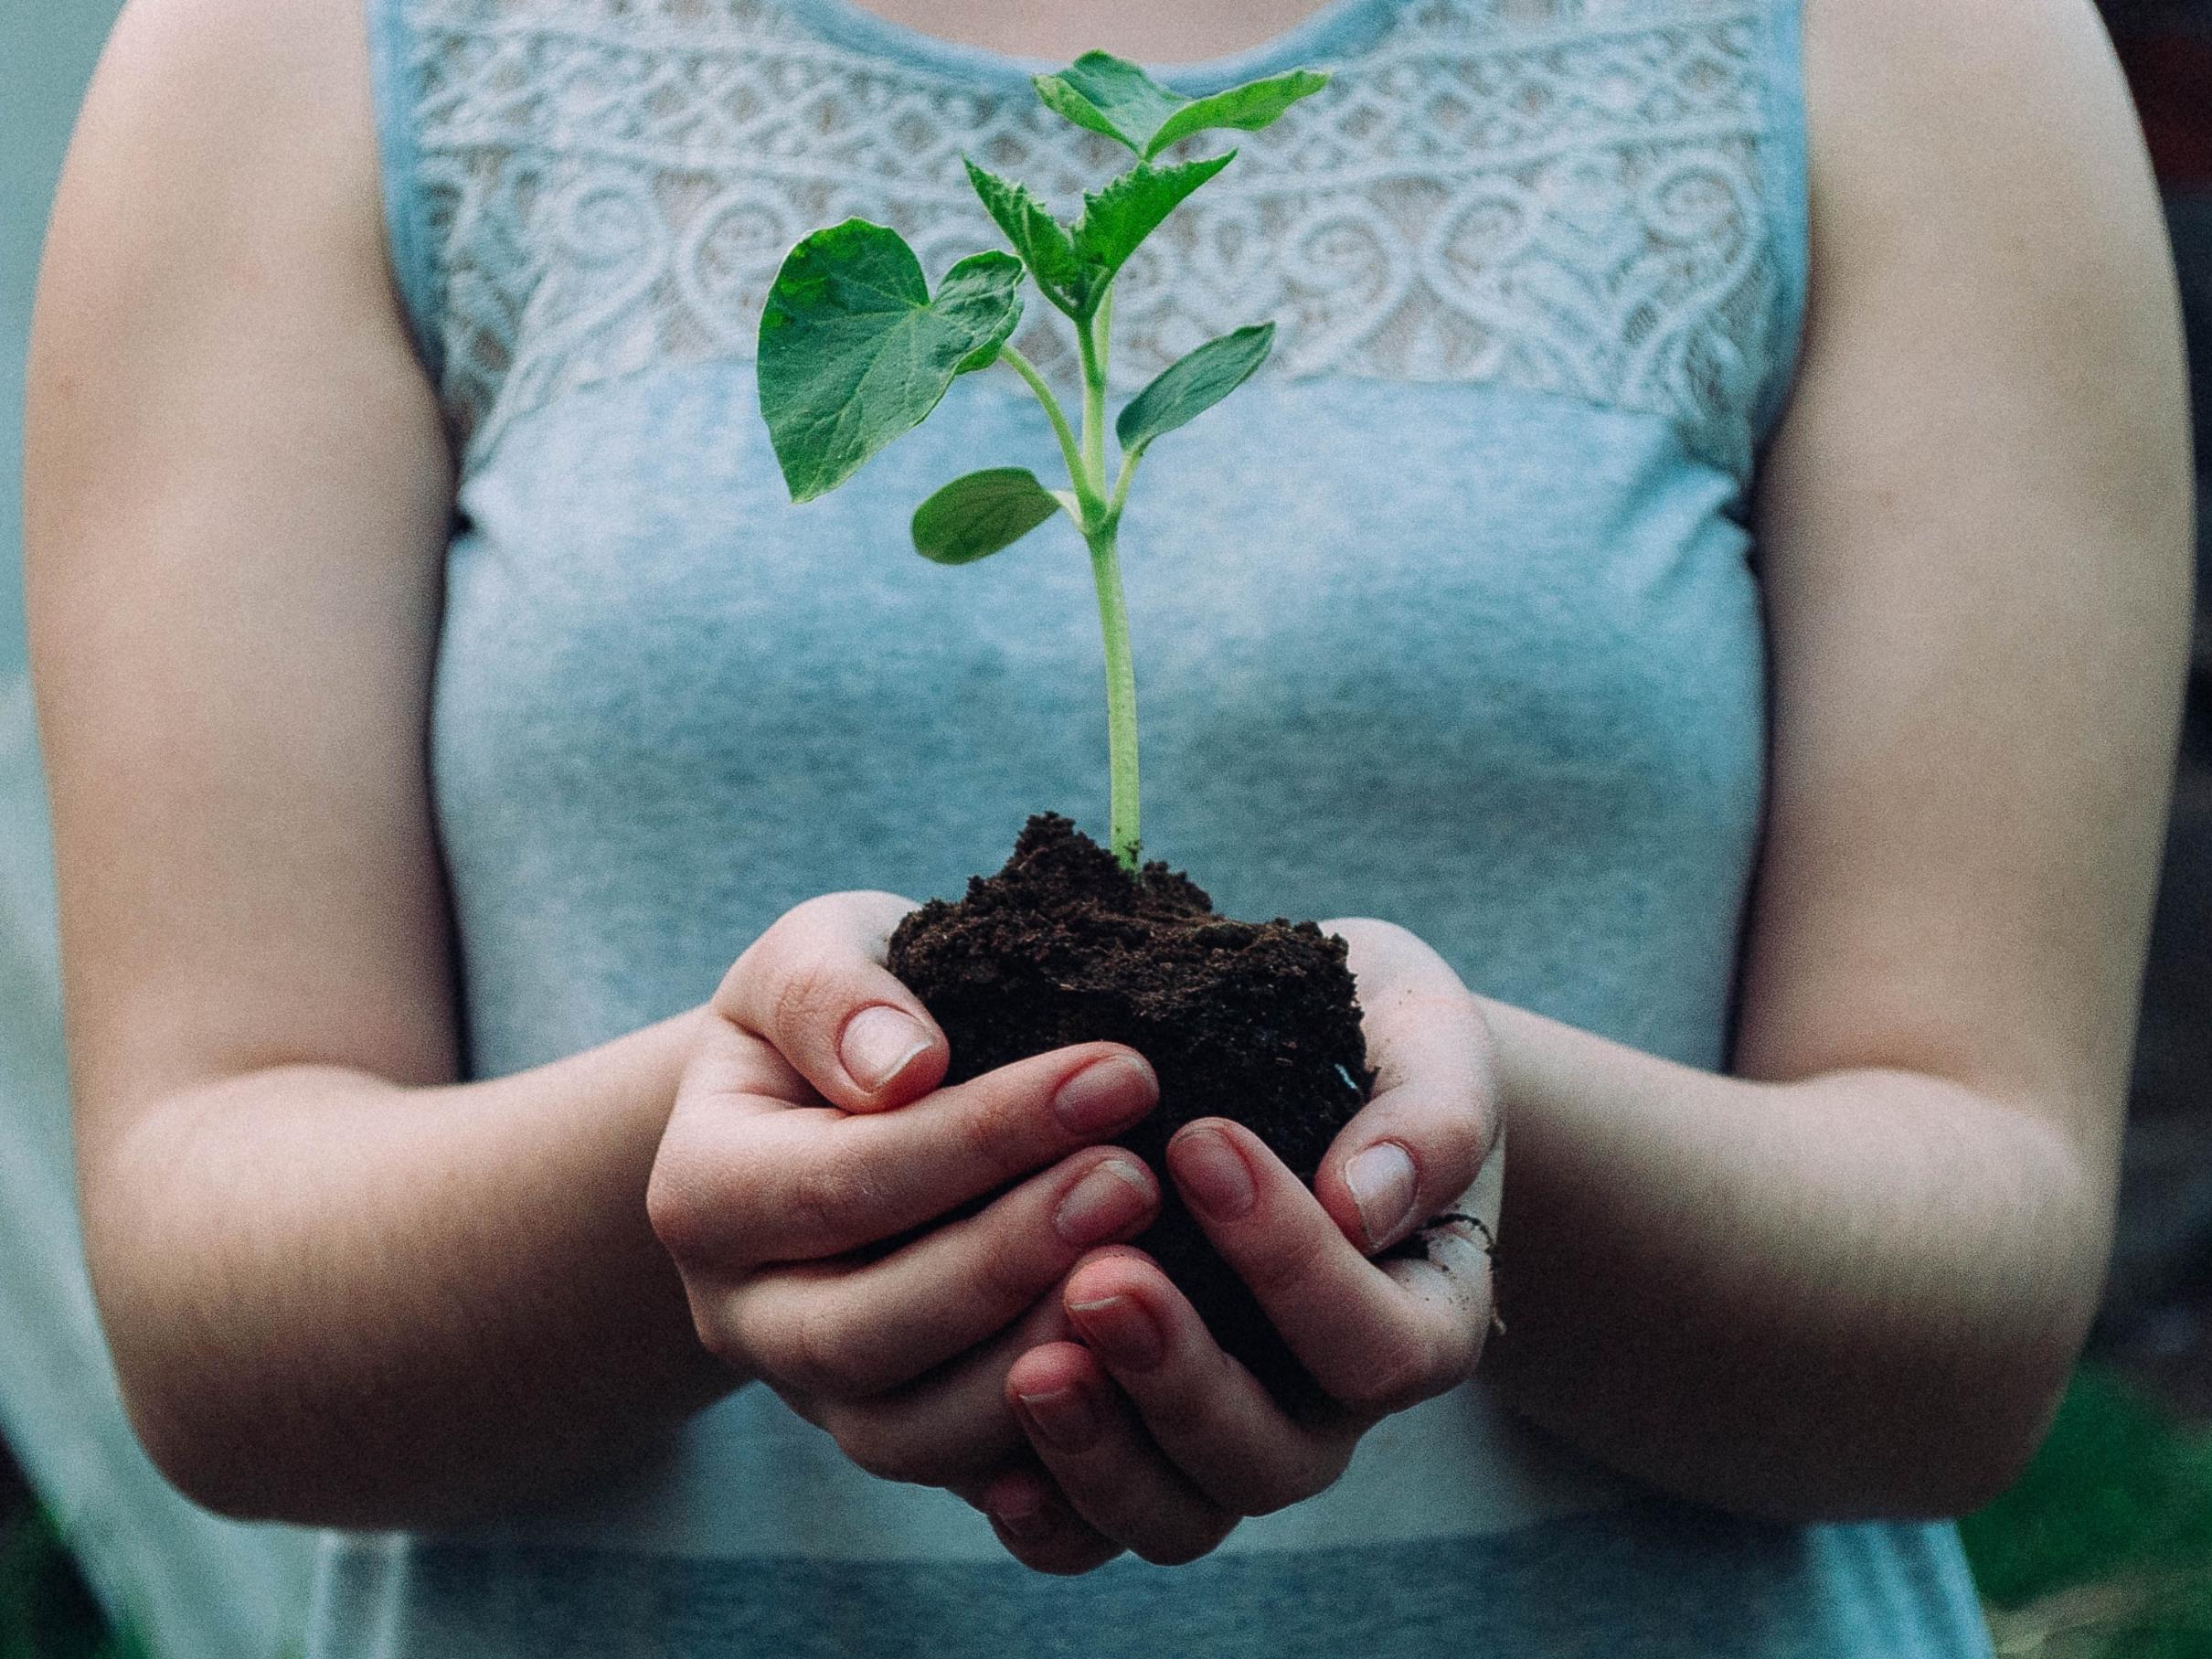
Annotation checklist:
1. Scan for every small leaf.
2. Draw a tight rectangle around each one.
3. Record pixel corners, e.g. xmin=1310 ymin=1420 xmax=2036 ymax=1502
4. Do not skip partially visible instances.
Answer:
xmin=1143 ymin=69 xmax=1331 ymax=159
xmin=1031 ymin=52 xmax=1329 ymax=159
xmin=1032 ymin=52 xmax=1189 ymax=155
xmin=1070 ymin=154 xmax=1234 ymax=302
xmin=963 ymin=160 xmax=1087 ymax=315
xmin=757 ymin=221 xmax=1024 ymax=503
xmin=1116 ymin=323 xmax=1276 ymax=454
xmin=911 ymin=467 xmax=1064 ymax=564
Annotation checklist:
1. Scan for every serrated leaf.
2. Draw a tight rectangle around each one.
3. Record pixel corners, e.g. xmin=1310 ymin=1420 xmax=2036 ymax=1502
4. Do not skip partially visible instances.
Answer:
xmin=1144 ymin=69 xmax=1331 ymax=158
xmin=1031 ymin=52 xmax=1329 ymax=159
xmin=757 ymin=221 xmax=1024 ymax=503
xmin=910 ymin=467 xmax=1064 ymax=564
xmin=1116 ymin=323 xmax=1276 ymax=454
xmin=963 ymin=160 xmax=1087 ymax=315
xmin=1070 ymin=154 xmax=1234 ymax=303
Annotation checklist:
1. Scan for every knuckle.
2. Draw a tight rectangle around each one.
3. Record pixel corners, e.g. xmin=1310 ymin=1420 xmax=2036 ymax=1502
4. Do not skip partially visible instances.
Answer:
xmin=769 ymin=954 xmax=846 ymax=1052
xmin=645 ymin=1157 xmax=727 ymax=1266
xmin=719 ymin=917 xmax=798 ymax=1020
xmin=1241 ymin=1229 xmax=1333 ymax=1303
xmin=786 ymin=1298 xmax=887 ymax=1398
xmin=971 ymin=1222 xmax=1049 ymax=1317
xmin=782 ymin=1141 xmax=880 ymax=1256
xmin=950 ymin=1085 xmax=1027 ymax=1178
xmin=684 ymin=1296 xmax=736 ymax=1368
xmin=684 ymin=1283 xmax=755 ymax=1374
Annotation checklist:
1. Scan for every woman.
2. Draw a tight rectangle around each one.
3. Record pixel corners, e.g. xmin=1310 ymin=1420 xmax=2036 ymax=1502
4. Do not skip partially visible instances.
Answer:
xmin=23 ymin=0 xmax=2190 ymax=1650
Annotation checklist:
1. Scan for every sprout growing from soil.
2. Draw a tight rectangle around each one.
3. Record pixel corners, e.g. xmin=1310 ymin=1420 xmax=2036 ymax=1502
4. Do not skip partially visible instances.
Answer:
xmin=756 ymin=52 xmax=1329 ymax=872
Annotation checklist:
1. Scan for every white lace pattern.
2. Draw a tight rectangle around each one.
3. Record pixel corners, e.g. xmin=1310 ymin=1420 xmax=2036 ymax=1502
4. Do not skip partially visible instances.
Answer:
xmin=396 ymin=0 xmax=1796 ymax=476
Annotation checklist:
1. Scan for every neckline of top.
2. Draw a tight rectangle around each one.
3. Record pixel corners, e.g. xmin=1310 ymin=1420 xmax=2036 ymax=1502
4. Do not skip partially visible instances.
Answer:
xmin=775 ymin=0 xmax=1407 ymax=93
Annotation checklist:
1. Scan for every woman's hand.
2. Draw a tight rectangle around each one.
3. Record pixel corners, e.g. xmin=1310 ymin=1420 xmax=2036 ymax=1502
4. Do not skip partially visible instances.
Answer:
xmin=984 ymin=918 xmax=1502 ymax=1571
xmin=647 ymin=890 xmax=1166 ymax=1494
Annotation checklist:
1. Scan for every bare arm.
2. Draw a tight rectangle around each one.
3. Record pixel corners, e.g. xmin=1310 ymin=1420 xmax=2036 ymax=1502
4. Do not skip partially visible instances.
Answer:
xmin=1480 ymin=0 xmax=2192 ymax=1519
xmin=26 ymin=0 xmax=728 ymax=1525
xmin=779 ymin=0 xmax=2193 ymax=1559
xmin=29 ymin=0 xmax=1177 ymax=1533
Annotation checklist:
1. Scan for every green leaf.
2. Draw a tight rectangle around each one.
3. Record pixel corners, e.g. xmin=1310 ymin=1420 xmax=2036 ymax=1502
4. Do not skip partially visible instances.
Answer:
xmin=1032 ymin=52 xmax=1188 ymax=155
xmin=757 ymin=221 xmax=1025 ymax=503
xmin=964 ymin=161 xmax=1087 ymax=315
xmin=910 ymin=467 xmax=1064 ymax=564
xmin=1145 ymin=69 xmax=1332 ymax=158
xmin=1031 ymin=51 xmax=1329 ymax=159
xmin=1116 ymin=323 xmax=1276 ymax=454
xmin=1070 ymin=154 xmax=1234 ymax=302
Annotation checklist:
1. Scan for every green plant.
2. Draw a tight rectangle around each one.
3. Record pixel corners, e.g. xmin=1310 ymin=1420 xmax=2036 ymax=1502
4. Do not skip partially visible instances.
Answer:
xmin=0 ymin=1502 xmax=148 ymax=1659
xmin=756 ymin=52 xmax=1328 ymax=870
xmin=1962 ymin=1365 xmax=2212 ymax=1612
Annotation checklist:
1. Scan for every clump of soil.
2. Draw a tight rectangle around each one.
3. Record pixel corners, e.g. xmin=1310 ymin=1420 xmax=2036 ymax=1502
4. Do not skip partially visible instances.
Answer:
xmin=888 ymin=813 xmax=1373 ymax=1409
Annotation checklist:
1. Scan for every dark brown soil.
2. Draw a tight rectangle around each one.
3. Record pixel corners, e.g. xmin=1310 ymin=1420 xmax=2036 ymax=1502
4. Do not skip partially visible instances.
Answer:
xmin=887 ymin=813 xmax=1373 ymax=1409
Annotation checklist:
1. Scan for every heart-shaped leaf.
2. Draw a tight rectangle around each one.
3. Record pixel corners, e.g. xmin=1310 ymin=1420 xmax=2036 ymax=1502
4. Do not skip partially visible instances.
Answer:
xmin=963 ymin=160 xmax=1087 ymax=316
xmin=1116 ymin=323 xmax=1276 ymax=455
xmin=1033 ymin=52 xmax=1329 ymax=159
xmin=910 ymin=467 xmax=1065 ymax=563
xmin=1070 ymin=154 xmax=1234 ymax=303
xmin=758 ymin=221 xmax=1025 ymax=503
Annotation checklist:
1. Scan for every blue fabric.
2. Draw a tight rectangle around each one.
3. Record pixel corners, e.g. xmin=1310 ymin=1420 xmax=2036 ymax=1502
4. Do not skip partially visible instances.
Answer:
xmin=324 ymin=0 xmax=1998 ymax=1652
xmin=310 ymin=1501 xmax=1992 ymax=1657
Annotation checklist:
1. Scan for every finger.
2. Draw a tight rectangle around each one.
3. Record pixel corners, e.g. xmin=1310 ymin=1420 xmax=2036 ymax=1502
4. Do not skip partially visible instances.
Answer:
xmin=1315 ymin=919 xmax=1498 ymax=1254
xmin=721 ymin=1149 xmax=1159 ymax=1397
xmin=803 ymin=1288 xmax=1075 ymax=1488
xmin=708 ymin=1042 xmax=1158 ymax=1263
xmin=1169 ymin=1120 xmax=1486 ymax=1412
xmin=1059 ymin=1250 xmax=1356 ymax=1515
xmin=965 ymin=1464 xmax=1124 ymax=1576
xmin=1004 ymin=1342 xmax=1239 ymax=1566
xmin=717 ymin=891 xmax=949 ymax=1112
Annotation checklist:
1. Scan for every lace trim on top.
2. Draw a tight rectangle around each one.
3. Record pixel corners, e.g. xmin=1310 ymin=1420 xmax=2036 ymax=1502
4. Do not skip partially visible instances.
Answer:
xmin=388 ymin=0 xmax=1803 ymax=480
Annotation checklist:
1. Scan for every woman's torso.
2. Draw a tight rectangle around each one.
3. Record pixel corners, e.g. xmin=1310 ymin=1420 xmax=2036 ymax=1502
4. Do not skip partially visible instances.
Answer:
xmin=314 ymin=0 xmax=1994 ymax=1651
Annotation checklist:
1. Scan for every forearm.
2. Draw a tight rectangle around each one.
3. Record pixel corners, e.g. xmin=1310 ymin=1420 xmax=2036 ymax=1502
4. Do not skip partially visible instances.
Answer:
xmin=82 ymin=1005 xmax=734 ymax=1528
xmin=1478 ymin=998 xmax=2111 ymax=1523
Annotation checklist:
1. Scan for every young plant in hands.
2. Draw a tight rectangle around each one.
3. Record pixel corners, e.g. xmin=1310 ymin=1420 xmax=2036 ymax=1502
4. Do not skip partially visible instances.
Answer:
xmin=756 ymin=50 xmax=1323 ymax=871
xmin=753 ymin=53 xmax=1472 ymax=1412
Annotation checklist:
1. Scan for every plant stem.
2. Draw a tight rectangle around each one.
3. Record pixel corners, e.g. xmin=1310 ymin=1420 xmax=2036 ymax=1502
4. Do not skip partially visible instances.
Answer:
xmin=997 ymin=345 xmax=1089 ymax=506
xmin=1086 ymin=524 xmax=1142 ymax=870
xmin=1107 ymin=444 xmax=1141 ymax=523
xmin=1074 ymin=280 xmax=1138 ymax=870
xmin=1077 ymin=291 xmax=1109 ymax=492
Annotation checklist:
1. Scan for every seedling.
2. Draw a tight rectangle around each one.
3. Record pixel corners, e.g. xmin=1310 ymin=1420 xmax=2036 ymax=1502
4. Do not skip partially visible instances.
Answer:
xmin=757 ymin=51 xmax=1329 ymax=872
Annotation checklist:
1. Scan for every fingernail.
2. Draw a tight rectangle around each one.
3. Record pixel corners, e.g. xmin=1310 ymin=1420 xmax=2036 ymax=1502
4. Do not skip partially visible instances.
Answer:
xmin=1174 ymin=1127 xmax=1255 ymax=1220
xmin=1345 ymin=1142 xmax=1418 ymax=1249
xmin=839 ymin=1005 xmax=931 ymax=1092
xmin=1053 ymin=1158 xmax=1154 ymax=1246
xmin=1069 ymin=1293 xmax=1165 ymax=1371
xmin=1052 ymin=1055 xmax=1157 ymax=1135
xmin=1016 ymin=1384 xmax=1099 ymax=1452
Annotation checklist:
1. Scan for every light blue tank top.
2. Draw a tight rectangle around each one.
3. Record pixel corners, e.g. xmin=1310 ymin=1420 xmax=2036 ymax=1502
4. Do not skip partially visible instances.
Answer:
xmin=321 ymin=0 xmax=1996 ymax=1651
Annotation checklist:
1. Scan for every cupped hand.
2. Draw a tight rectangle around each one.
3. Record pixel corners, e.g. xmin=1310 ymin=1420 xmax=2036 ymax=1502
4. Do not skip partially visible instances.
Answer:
xmin=984 ymin=917 xmax=1502 ymax=1571
xmin=646 ymin=890 xmax=1165 ymax=1496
